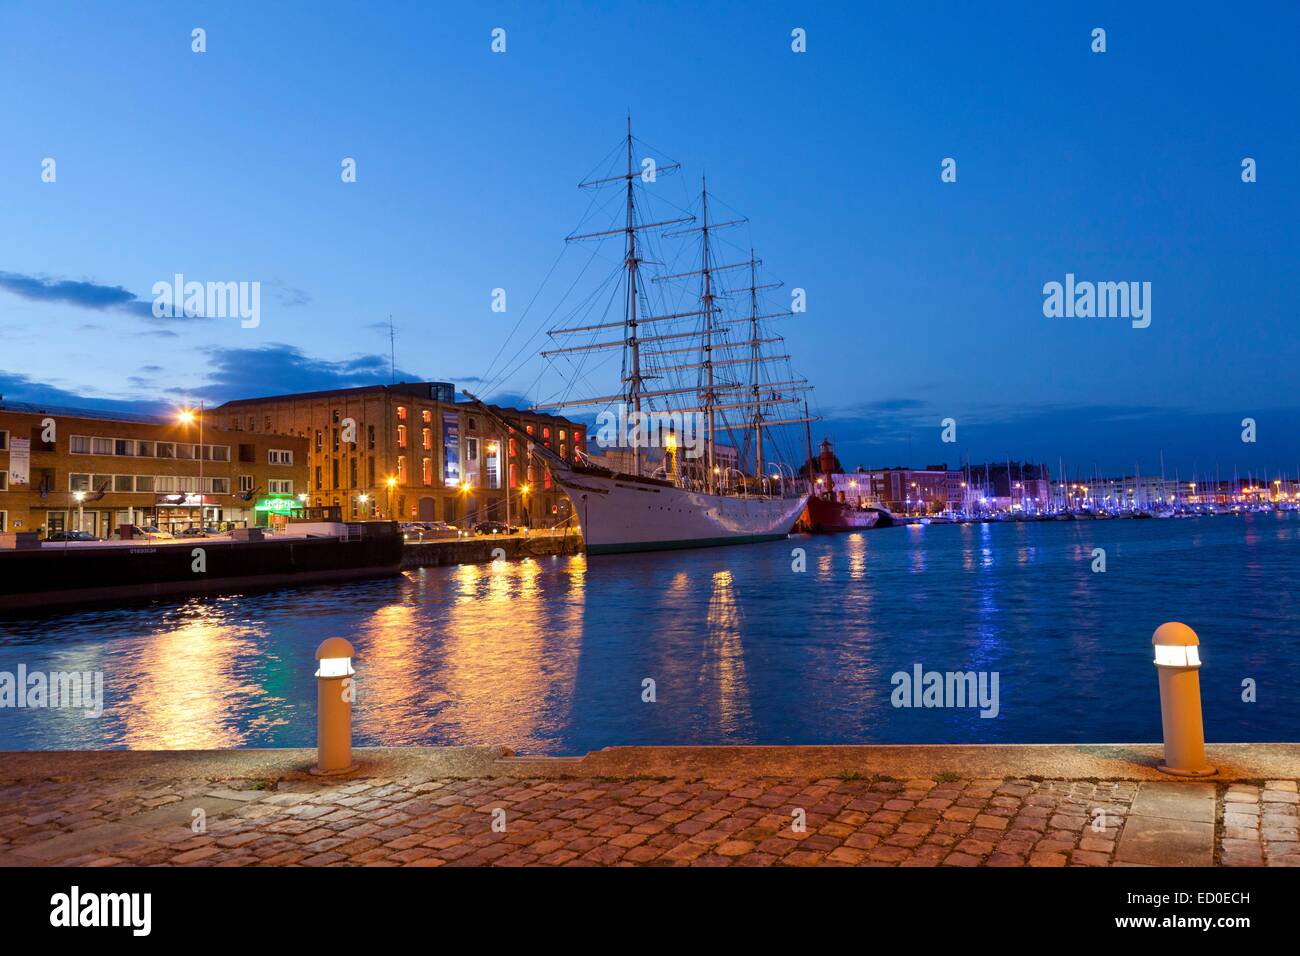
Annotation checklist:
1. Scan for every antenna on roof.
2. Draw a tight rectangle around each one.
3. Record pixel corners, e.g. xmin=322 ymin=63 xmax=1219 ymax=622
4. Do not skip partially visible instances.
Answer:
xmin=388 ymin=315 xmax=396 ymax=385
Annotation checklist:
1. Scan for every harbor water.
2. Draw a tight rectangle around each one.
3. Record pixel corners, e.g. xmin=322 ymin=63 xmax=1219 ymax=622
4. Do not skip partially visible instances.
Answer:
xmin=1 ymin=513 xmax=1296 ymax=754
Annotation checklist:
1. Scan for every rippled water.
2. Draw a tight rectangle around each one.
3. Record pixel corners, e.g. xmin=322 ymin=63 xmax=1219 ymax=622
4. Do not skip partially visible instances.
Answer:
xmin=1 ymin=514 xmax=1297 ymax=754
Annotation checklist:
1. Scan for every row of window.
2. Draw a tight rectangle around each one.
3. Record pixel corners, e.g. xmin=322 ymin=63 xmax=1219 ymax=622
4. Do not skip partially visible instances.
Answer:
xmin=67 ymin=436 xmax=233 ymax=461
xmin=69 ymin=474 xmax=233 ymax=495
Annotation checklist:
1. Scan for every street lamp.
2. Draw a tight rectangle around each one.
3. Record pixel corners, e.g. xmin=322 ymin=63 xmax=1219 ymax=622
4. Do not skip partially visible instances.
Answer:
xmin=73 ymin=490 xmax=86 ymax=533
xmin=385 ymin=476 xmax=397 ymax=519
xmin=178 ymin=403 xmax=205 ymax=533
xmin=358 ymin=492 xmax=369 ymax=519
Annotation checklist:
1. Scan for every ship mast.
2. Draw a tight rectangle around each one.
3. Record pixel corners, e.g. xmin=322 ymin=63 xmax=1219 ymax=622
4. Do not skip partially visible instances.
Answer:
xmin=624 ymin=119 xmax=644 ymax=475
xmin=700 ymin=179 xmax=716 ymax=492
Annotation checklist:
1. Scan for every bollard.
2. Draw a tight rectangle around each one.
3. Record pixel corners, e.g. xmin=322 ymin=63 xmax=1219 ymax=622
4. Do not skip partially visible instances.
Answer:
xmin=1152 ymin=622 xmax=1215 ymax=777
xmin=311 ymin=637 xmax=357 ymax=775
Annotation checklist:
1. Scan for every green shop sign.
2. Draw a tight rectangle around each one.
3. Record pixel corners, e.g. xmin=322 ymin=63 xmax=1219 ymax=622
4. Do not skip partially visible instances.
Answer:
xmin=254 ymin=495 xmax=298 ymax=513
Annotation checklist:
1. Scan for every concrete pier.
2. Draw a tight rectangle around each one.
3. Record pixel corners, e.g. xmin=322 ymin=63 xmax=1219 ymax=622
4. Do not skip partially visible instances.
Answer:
xmin=400 ymin=530 xmax=583 ymax=569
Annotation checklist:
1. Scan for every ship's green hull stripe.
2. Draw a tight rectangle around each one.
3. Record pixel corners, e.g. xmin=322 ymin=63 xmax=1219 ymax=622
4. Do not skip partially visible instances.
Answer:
xmin=585 ymin=533 xmax=789 ymax=555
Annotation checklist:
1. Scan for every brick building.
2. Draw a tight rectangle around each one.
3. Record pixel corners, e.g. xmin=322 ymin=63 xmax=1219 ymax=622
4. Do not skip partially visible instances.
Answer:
xmin=0 ymin=401 xmax=307 ymax=537
xmin=213 ymin=384 xmax=582 ymax=528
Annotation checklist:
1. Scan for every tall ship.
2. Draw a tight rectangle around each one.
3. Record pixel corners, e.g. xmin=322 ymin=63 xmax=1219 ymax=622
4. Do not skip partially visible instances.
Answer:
xmin=476 ymin=122 xmax=815 ymax=555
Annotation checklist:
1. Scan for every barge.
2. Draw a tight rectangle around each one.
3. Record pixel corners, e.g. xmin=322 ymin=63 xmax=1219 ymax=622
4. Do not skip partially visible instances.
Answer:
xmin=0 ymin=520 xmax=403 ymax=612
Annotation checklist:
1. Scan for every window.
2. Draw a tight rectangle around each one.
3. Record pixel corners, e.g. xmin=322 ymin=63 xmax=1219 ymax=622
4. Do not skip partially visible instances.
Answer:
xmin=210 ymin=445 xmax=230 ymax=462
xmin=397 ymin=455 xmax=407 ymax=483
xmin=314 ymin=430 xmax=322 ymax=453
xmin=508 ymin=437 xmax=516 ymax=457
xmin=421 ymin=409 xmax=431 ymax=424
xmin=134 ymin=475 xmax=155 ymax=493
xmin=0 ymin=511 xmax=5 ymax=532
xmin=70 ymin=435 xmax=90 ymax=454
xmin=465 ymin=437 xmax=478 ymax=461
xmin=156 ymin=476 xmax=177 ymax=493
xmin=367 ymin=458 xmax=375 ymax=486
xmin=156 ymin=442 xmax=175 ymax=459
xmin=91 ymin=474 xmax=112 ymax=492
xmin=367 ymin=425 xmax=375 ymax=450
xmin=177 ymin=443 xmax=195 ymax=460
xmin=332 ymin=428 xmax=339 ymax=453
xmin=136 ymin=440 xmax=155 ymax=457
xmin=559 ymin=430 xmax=566 ymax=441
xmin=349 ymin=458 xmax=358 ymax=487
xmin=397 ymin=424 xmax=408 ymax=448
xmin=92 ymin=437 xmax=113 ymax=455
xmin=264 ymin=416 xmax=271 ymax=431
xmin=422 ymin=427 xmax=431 ymax=450
xmin=239 ymin=475 xmax=254 ymax=493
xmin=113 ymin=475 xmax=133 ymax=492
xmin=331 ymin=460 xmax=339 ymax=487
xmin=247 ymin=416 xmax=254 ymax=431
xmin=332 ymin=409 xmax=340 ymax=424
xmin=269 ymin=479 xmax=293 ymax=494
xmin=230 ymin=417 xmax=240 ymax=430
xmin=422 ymin=457 xmax=433 ymax=486
xmin=205 ymin=477 xmax=230 ymax=494
xmin=315 ymin=465 xmax=322 ymax=490
xmin=509 ymin=463 xmax=517 ymax=488
xmin=396 ymin=405 xmax=408 ymax=421
xmin=0 ymin=429 xmax=7 ymax=450
xmin=0 ymin=471 xmax=5 ymax=490
xmin=268 ymin=449 xmax=294 ymax=465
xmin=114 ymin=439 xmax=134 ymax=456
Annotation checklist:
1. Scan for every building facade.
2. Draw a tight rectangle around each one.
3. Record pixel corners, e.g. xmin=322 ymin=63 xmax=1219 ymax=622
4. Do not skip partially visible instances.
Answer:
xmin=0 ymin=401 xmax=307 ymax=537
xmin=213 ymin=384 xmax=582 ymax=528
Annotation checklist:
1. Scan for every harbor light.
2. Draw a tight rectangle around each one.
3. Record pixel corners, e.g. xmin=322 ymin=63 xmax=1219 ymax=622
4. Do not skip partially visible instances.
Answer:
xmin=1152 ymin=622 xmax=1215 ymax=777
xmin=312 ymin=637 xmax=357 ymax=775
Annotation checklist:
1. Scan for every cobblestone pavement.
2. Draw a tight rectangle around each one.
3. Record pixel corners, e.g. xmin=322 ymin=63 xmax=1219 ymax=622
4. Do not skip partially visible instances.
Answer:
xmin=1 ymin=771 xmax=1296 ymax=866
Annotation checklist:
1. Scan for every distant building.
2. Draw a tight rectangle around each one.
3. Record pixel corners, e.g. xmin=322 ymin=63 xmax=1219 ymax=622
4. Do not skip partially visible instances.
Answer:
xmin=0 ymin=400 xmax=307 ymax=537
xmin=214 ymin=383 xmax=582 ymax=528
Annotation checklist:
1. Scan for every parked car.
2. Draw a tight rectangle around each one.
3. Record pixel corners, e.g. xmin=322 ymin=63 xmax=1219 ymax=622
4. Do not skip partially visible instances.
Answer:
xmin=473 ymin=520 xmax=519 ymax=536
xmin=46 ymin=530 xmax=100 ymax=542
xmin=179 ymin=526 xmax=222 ymax=537
xmin=130 ymin=525 xmax=175 ymax=540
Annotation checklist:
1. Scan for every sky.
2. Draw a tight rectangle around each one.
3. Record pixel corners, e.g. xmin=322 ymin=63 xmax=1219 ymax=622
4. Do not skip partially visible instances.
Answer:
xmin=1 ymin=1 xmax=1297 ymax=478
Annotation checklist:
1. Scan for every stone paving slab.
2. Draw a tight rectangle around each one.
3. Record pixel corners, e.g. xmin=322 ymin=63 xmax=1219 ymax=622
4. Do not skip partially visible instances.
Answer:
xmin=0 ymin=746 xmax=1295 ymax=867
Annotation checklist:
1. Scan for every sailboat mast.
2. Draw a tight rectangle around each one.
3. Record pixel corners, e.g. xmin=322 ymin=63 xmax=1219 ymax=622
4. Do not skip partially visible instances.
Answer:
xmin=625 ymin=118 xmax=643 ymax=477
xmin=804 ymin=398 xmax=815 ymax=496
xmin=700 ymin=178 xmax=716 ymax=493
xmin=749 ymin=249 xmax=763 ymax=480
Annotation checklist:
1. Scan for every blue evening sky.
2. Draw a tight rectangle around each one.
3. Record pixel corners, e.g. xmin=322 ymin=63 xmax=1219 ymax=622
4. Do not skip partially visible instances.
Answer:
xmin=1 ymin=1 xmax=1297 ymax=476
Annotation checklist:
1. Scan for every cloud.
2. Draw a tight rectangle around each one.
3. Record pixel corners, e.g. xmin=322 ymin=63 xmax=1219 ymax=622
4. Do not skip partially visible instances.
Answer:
xmin=0 ymin=270 xmax=160 ymax=319
xmin=178 ymin=343 xmax=424 ymax=402
xmin=0 ymin=370 xmax=166 ymax=416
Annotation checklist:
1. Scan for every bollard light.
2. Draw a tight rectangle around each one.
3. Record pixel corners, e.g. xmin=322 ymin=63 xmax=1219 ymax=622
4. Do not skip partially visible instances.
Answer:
xmin=1152 ymin=622 xmax=1215 ymax=777
xmin=312 ymin=637 xmax=357 ymax=775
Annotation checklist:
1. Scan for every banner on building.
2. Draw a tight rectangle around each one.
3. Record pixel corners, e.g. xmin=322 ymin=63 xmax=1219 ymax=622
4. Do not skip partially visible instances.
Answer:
xmin=7 ymin=437 xmax=30 ymax=485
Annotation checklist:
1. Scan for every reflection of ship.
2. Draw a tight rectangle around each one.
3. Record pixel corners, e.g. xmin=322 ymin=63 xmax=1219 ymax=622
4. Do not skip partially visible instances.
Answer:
xmin=494 ymin=121 xmax=815 ymax=555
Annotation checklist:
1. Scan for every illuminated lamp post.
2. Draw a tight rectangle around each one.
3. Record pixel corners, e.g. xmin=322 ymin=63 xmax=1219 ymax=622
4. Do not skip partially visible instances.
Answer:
xmin=178 ymin=403 xmax=205 ymax=533
xmin=386 ymin=476 xmax=397 ymax=519
xmin=1152 ymin=622 xmax=1215 ymax=777
xmin=358 ymin=492 xmax=369 ymax=519
xmin=73 ymin=490 xmax=86 ymax=533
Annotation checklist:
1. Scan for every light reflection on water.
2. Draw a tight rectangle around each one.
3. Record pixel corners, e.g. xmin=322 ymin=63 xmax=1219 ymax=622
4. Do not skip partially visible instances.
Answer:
xmin=0 ymin=515 xmax=1297 ymax=754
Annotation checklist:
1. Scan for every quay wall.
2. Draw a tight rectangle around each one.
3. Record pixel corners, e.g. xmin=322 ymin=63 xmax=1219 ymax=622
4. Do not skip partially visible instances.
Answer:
xmin=401 ymin=532 xmax=583 ymax=568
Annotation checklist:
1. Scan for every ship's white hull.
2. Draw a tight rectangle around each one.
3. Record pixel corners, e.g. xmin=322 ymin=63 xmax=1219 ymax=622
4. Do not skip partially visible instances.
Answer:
xmin=557 ymin=470 xmax=809 ymax=555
